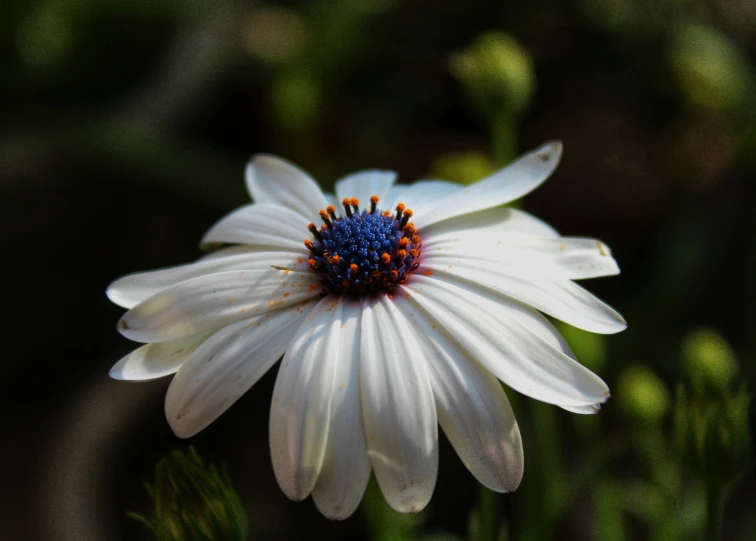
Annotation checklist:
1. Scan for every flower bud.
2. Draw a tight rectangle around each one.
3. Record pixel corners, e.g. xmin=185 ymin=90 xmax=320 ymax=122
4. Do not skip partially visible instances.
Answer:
xmin=668 ymin=24 xmax=753 ymax=112
xmin=450 ymin=32 xmax=536 ymax=118
xmin=617 ymin=365 xmax=670 ymax=424
xmin=681 ymin=327 xmax=737 ymax=392
xmin=128 ymin=446 xmax=247 ymax=541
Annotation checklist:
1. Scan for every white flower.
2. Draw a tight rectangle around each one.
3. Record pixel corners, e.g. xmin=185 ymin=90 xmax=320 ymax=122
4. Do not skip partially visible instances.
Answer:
xmin=108 ymin=142 xmax=626 ymax=519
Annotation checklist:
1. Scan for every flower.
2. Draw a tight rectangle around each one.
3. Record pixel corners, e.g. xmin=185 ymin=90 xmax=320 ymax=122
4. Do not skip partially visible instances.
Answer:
xmin=108 ymin=142 xmax=626 ymax=519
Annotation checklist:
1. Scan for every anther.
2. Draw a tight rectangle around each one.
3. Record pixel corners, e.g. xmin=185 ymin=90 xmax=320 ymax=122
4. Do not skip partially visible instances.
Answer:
xmin=350 ymin=263 xmax=358 ymax=273
xmin=396 ymin=249 xmax=408 ymax=260
xmin=308 ymin=223 xmax=322 ymax=240
xmin=319 ymin=209 xmax=332 ymax=228
xmin=327 ymin=205 xmax=337 ymax=220
xmin=399 ymin=209 xmax=413 ymax=229
xmin=350 ymin=198 xmax=360 ymax=214
xmin=370 ymin=195 xmax=379 ymax=213
xmin=399 ymin=237 xmax=410 ymax=248
xmin=395 ymin=203 xmax=405 ymax=222
xmin=304 ymin=239 xmax=316 ymax=251
xmin=389 ymin=270 xmax=399 ymax=280
xmin=409 ymin=249 xmax=420 ymax=258
xmin=342 ymin=198 xmax=353 ymax=218
xmin=380 ymin=253 xmax=391 ymax=265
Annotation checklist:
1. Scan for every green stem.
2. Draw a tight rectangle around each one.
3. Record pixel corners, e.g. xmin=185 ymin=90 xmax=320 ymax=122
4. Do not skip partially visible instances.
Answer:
xmin=705 ymin=480 xmax=723 ymax=541
xmin=491 ymin=113 xmax=518 ymax=166
xmin=478 ymin=484 xmax=500 ymax=541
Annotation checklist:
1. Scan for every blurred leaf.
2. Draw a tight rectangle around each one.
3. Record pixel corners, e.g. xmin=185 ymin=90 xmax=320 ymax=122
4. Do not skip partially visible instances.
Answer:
xmin=129 ymin=446 xmax=247 ymax=541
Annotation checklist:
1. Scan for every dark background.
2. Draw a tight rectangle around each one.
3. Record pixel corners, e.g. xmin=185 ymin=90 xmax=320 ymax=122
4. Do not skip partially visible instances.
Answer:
xmin=2 ymin=0 xmax=755 ymax=539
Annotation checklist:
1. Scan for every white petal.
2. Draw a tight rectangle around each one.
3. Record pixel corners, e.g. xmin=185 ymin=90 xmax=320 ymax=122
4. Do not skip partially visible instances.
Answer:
xmin=423 ymin=236 xmax=619 ymax=281
xmin=360 ymin=295 xmax=438 ymax=513
xmin=392 ymin=295 xmax=523 ymax=493
xmin=200 ymin=203 xmax=311 ymax=250
xmin=385 ymin=180 xmax=463 ymax=217
xmin=117 ymin=268 xmax=322 ymax=343
xmin=414 ymin=142 xmax=563 ymax=229
xmin=335 ymin=170 xmax=397 ymax=206
xmin=561 ymin=403 xmax=602 ymax=414
xmin=109 ymin=331 xmax=213 ymax=381
xmin=420 ymin=253 xmax=626 ymax=334
xmin=245 ymin=154 xmax=328 ymax=218
xmin=198 ymin=245 xmax=259 ymax=261
xmin=421 ymin=207 xmax=559 ymax=241
xmin=270 ymin=296 xmax=344 ymax=501
xmin=312 ymin=300 xmax=371 ymax=519
xmin=401 ymin=274 xmax=610 ymax=408
xmin=107 ymin=251 xmax=308 ymax=309
xmin=165 ymin=305 xmax=309 ymax=438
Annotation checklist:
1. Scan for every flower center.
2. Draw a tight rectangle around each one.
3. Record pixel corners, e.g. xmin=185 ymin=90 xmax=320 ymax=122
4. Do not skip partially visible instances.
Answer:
xmin=305 ymin=196 xmax=422 ymax=297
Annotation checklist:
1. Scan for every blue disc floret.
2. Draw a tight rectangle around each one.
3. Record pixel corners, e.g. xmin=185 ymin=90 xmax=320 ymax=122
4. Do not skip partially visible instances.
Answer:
xmin=305 ymin=196 xmax=422 ymax=297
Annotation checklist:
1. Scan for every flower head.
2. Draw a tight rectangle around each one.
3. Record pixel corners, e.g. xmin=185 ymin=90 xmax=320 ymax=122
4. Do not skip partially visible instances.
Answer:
xmin=108 ymin=142 xmax=626 ymax=519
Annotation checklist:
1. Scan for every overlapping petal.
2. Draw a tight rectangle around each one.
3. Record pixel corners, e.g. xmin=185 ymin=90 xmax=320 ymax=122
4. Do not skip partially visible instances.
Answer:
xmin=413 ymin=142 xmax=563 ymax=229
xmin=107 ymin=250 xmax=308 ymax=309
xmin=270 ymin=296 xmax=344 ymax=501
xmin=385 ymin=180 xmax=463 ymax=217
xmin=165 ymin=305 xmax=310 ymax=438
xmin=392 ymin=295 xmax=524 ymax=492
xmin=245 ymin=154 xmax=328 ymax=218
xmin=200 ymin=202 xmax=310 ymax=251
xmin=117 ymin=268 xmax=322 ymax=343
xmin=335 ymin=170 xmax=397 ymax=206
xmin=421 ymin=207 xmax=559 ymax=240
xmin=420 ymin=251 xmax=625 ymax=333
xmin=312 ymin=300 xmax=371 ymax=520
xmin=402 ymin=274 xmax=610 ymax=409
xmin=360 ymin=295 xmax=438 ymax=513
xmin=109 ymin=331 xmax=213 ymax=381
xmin=423 ymin=236 xmax=619 ymax=281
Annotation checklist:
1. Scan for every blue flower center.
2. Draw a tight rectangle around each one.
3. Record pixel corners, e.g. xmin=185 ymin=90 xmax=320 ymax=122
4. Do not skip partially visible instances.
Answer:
xmin=305 ymin=197 xmax=422 ymax=297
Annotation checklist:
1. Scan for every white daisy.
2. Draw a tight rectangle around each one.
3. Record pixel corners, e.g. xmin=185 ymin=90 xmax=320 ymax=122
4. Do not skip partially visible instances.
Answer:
xmin=108 ymin=142 xmax=626 ymax=519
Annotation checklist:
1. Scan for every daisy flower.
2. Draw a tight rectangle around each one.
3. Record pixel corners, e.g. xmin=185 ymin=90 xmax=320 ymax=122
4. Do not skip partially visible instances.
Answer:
xmin=108 ymin=142 xmax=626 ymax=519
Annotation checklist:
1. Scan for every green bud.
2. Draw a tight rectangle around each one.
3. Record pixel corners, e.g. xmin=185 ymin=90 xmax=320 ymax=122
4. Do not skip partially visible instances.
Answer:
xmin=430 ymin=152 xmax=496 ymax=186
xmin=617 ymin=365 xmax=670 ymax=423
xmin=450 ymin=32 xmax=536 ymax=118
xmin=128 ymin=446 xmax=247 ymax=541
xmin=681 ymin=327 xmax=737 ymax=392
xmin=668 ymin=24 xmax=754 ymax=112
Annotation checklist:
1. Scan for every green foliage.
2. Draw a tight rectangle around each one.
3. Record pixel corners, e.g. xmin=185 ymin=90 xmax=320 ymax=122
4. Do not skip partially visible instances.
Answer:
xmin=128 ymin=447 xmax=248 ymax=541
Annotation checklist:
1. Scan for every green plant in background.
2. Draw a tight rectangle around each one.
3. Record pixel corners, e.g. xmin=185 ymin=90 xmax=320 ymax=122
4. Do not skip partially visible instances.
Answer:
xmin=676 ymin=328 xmax=751 ymax=541
xmin=450 ymin=32 xmax=536 ymax=166
xmin=128 ymin=446 xmax=247 ymax=541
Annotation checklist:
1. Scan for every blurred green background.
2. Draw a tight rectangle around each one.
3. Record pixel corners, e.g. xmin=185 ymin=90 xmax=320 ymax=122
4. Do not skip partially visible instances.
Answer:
xmin=1 ymin=0 xmax=755 ymax=539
